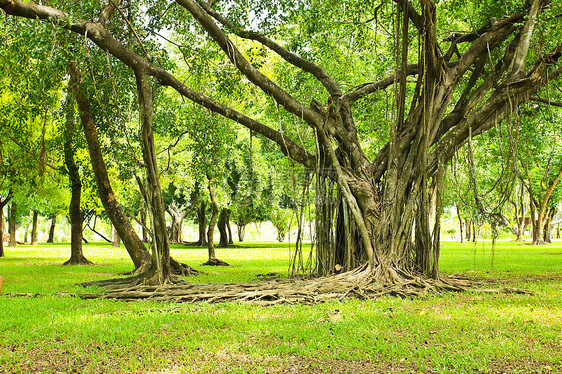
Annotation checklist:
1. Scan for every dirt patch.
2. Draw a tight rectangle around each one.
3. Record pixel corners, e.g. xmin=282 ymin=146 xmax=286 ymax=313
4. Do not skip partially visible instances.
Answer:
xmin=2 ymin=343 xmax=560 ymax=374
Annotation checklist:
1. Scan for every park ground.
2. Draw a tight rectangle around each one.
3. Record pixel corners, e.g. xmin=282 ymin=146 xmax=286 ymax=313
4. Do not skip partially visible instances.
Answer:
xmin=0 ymin=240 xmax=561 ymax=374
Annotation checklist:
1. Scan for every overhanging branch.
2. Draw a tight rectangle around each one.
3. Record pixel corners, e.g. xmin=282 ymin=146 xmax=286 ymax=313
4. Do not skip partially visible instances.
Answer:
xmin=196 ymin=0 xmax=342 ymax=97
xmin=0 ymin=0 xmax=316 ymax=169
xmin=530 ymin=96 xmax=562 ymax=107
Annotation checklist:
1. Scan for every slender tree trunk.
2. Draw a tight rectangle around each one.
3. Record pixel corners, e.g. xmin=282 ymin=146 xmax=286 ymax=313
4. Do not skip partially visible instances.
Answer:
xmin=63 ymin=98 xmax=92 ymax=266
xmin=31 ymin=211 xmax=38 ymax=245
xmin=196 ymin=201 xmax=207 ymax=246
xmin=543 ymin=207 xmax=555 ymax=244
xmin=530 ymin=200 xmax=545 ymax=245
xmin=465 ymin=219 xmax=471 ymax=242
xmin=23 ymin=213 xmax=31 ymax=243
xmin=207 ymin=178 xmax=218 ymax=260
xmin=237 ymin=224 xmax=246 ymax=242
xmin=456 ymin=204 xmax=464 ymax=244
xmin=68 ymin=59 xmax=152 ymax=274
xmin=47 ymin=215 xmax=56 ymax=243
xmin=226 ymin=211 xmax=233 ymax=245
xmin=0 ymin=201 xmax=8 ymax=257
xmin=8 ymin=202 xmax=17 ymax=247
xmin=202 ymin=178 xmax=229 ymax=266
xmin=218 ymin=208 xmax=229 ymax=247
xmin=516 ymin=183 xmax=526 ymax=241
xmin=139 ymin=208 xmax=149 ymax=243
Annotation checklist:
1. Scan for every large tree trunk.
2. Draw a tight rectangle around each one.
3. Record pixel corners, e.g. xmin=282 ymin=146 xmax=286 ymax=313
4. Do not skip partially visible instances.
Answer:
xmin=3 ymin=0 xmax=559 ymax=293
xmin=63 ymin=97 xmax=92 ymax=266
xmin=8 ymin=202 xmax=17 ymax=247
xmin=136 ymin=71 xmax=173 ymax=284
xmin=68 ymin=59 xmax=152 ymax=274
xmin=31 ymin=211 xmax=38 ymax=245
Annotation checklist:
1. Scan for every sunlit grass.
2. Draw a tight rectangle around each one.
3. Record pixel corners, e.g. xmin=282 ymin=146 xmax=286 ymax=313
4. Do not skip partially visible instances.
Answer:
xmin=0 ymin=239 xmax=561 ymax=373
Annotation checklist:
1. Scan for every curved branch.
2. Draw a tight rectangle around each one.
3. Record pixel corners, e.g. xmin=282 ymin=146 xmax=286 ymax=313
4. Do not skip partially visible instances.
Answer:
xmin=531 ymin=95 xmax=562 ymax=107
xmin=0 ymin=0 xmax=316 ymax=169
xmin=98 ymin=0 xmax=122 ymax=27
xmin=175 ymin=0 xmax=323 ymax=128
xmin=196 ymin=0 xmax=342 ymax=97
xmin=342 ymin=64 xmax=418 ymax=103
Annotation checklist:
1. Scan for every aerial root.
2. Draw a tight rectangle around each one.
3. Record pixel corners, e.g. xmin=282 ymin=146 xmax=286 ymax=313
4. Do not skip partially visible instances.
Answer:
xmin=76 ymin=267 xmax=533 ymax=304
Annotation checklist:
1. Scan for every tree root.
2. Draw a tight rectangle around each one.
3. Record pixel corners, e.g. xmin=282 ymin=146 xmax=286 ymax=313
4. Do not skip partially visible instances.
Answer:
xmin=201 ymin=258 xmax=231 ymax=267
xmin=62 ymin=257 xmax=94 ymax=266
xmin=170 ymin=258 xmax=199 ymax=276
xmin=77 ymin=267 xmax=533 ymax=304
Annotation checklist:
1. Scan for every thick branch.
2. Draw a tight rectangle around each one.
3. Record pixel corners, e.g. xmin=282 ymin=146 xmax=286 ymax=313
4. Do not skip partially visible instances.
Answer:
xmin=98 ymin=0 xmax=122 ymax=27
xmin=342 ymin=64 xmax=418 ymax=103
xmin=0 ymin=0 xmax=315 ymax=169
xmin=531 ymin=95 xmax=562 ymax=107
xmin=175 ymin=0 xmax=323 ymax=127
xmin=196 ymin=0 xmax=342 ymax=97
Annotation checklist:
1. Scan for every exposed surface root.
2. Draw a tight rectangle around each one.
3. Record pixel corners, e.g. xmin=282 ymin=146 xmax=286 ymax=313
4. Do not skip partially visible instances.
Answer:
xmin=78 ymin=267 xmax=532 ymax=304
xmin=62 ymin=257 xmax=94 ymax=266
xmin=201 ymin=258 xmax=231 ymax=267
xmin=170 ymin=258 xmax=199 ymax=276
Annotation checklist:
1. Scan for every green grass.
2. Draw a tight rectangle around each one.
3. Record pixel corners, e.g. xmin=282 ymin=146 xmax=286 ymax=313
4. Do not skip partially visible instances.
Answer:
xmin=0 ymin=240 xmax=561 ymax=373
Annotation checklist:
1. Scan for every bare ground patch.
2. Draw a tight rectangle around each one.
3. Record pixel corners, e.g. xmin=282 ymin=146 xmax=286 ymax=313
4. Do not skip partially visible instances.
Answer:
xmin=2 ymin=343 xmax=560 ymax=374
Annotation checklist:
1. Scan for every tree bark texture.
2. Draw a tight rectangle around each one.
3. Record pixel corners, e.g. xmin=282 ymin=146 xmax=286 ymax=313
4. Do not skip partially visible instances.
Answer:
xmin=63 ymin=96 xmax=92 ymax=265
xmin=196 ymin=201 xmax=207 ymax=246
xmin=47 ymin=215 xmax=56 ymax=243
xmin=8 ymin=202 xmax=17 ymax=247
xmin=136 ymin=71 xmax=173 ymax=284
xmin=31 ymin=211 xmax=38 ymax=245
xmin=68 ymin=59 xmax=152 ymax=273
xmin=112 ymin=226 xmax=121 ymax=247
xmin=218 ymin=208 xmax=229 ymax=248
xmin=206 ymin=178 xmax=218 ymax=261
xmin=167 ymin=202 xmax=187 ymax=244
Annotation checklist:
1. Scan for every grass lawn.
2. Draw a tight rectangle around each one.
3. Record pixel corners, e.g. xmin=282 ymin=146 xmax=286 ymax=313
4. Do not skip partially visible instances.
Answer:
xmin=0 ymin=239 xmax=561 ymax=373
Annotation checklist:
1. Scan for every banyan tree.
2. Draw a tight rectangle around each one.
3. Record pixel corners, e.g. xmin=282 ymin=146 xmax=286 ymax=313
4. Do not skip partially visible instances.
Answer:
xmin=1 ymin=0 xmax=561 ymax=292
